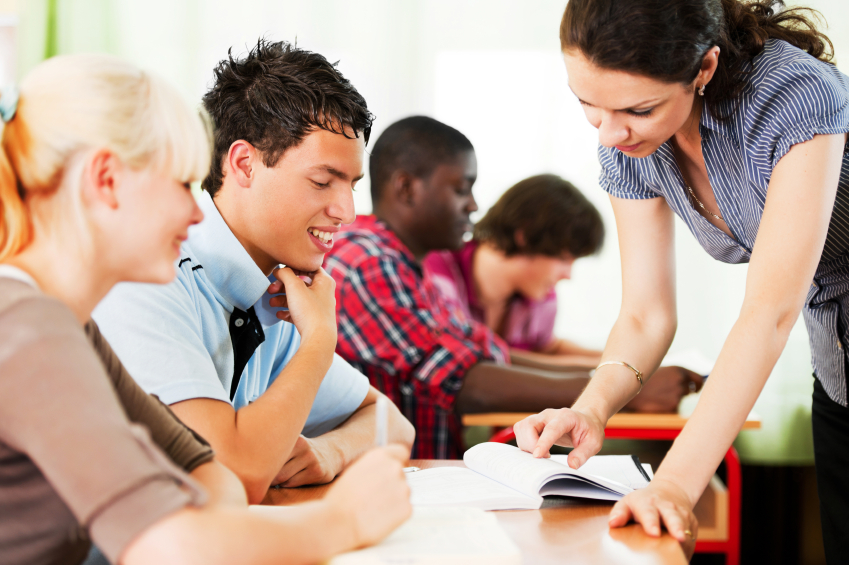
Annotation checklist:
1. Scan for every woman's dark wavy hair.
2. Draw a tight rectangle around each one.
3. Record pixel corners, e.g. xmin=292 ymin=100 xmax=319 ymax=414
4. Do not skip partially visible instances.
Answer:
xmin=561 ymin=0 xmax=834 ymax=119
xmin=473 ymin=174 xmax=604 ymax=258
xmin=202 ymin=38 xmax=374 ymax=195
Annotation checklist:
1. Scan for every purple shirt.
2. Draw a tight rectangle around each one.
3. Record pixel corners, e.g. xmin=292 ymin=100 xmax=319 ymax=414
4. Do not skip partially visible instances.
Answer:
xmin=423 ymin=241 xmax=557 ymax=352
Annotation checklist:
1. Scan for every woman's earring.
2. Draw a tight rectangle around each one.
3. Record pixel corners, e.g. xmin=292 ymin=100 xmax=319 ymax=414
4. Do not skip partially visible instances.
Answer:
xmin=698 ymin=84 xmax=706 ymax=96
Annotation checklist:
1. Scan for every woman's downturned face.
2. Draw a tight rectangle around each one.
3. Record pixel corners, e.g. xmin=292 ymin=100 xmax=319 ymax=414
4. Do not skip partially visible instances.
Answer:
xmin=564 ymin=50 xmax=697 ymax=158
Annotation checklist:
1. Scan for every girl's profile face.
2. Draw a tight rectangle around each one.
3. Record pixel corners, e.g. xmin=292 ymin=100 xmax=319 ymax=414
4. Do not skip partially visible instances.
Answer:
xmin=563 ymin=50 xmax=697 ymax=158
xmin=515 ymin=253 xmax=575 ymax=301
xmin=105 ymin=163 xmax=204 ymax=284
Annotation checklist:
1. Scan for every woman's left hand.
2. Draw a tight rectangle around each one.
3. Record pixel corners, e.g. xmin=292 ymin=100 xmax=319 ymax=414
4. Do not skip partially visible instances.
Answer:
xmin=608 ymin=478 xmax=699 ymax=559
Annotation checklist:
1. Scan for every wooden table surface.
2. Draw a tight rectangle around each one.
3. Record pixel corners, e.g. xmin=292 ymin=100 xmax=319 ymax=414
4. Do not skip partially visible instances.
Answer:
xmin=462 ymin=411 xmax=762 ymax=430
xmin=263 ymin=460 xmax=688 ymax=565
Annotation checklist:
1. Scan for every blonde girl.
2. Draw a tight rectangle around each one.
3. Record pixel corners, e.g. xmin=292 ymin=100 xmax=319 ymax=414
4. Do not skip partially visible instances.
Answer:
xmin=0 ymin=53 xmax=410 ymax=565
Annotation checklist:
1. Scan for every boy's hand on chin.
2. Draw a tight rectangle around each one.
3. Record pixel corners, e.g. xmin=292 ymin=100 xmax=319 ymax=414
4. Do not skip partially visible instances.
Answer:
xmin=271 ymin=267 xmax=337 ymax=344
xmin=268 ymin=267 xmax=318 ymax=323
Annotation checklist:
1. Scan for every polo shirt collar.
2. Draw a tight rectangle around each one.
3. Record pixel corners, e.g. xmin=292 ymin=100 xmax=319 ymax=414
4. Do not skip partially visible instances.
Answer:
xmin=188 ymin=190 xmax=270 ymax=311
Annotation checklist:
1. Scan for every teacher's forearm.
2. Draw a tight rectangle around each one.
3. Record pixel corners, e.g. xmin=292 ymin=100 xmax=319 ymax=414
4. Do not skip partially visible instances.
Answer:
xmin=572 ymin=309 xmax=676 ymax=423
xmin=654 ymin=308 xmax=794 ymax=506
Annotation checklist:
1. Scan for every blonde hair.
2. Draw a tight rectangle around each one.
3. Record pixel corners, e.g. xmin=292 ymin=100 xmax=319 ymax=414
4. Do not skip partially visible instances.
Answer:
xmin=0 ymin=53 xmax=211 ymax=260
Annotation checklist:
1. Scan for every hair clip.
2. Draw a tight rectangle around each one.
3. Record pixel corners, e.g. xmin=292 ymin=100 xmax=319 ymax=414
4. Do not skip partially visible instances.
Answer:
xmin=0 ymin=85 xmax=20 ymax=123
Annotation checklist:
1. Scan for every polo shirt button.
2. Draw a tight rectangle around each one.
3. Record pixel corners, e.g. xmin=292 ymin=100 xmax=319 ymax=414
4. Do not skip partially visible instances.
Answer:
xmin=235 ymin=318 xmax=244 ymax=328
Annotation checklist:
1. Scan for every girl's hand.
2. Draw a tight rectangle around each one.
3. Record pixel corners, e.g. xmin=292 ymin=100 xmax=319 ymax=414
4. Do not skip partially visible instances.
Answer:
xmin=324 ymin=445 xmax=412 ymax=548
xmin=269 ymin=267 xmax=337 ymax=344
xmin=513 ymin=407 xmax=606 ymax=469
xmin=609 ymin=478 xmax=699 ymax=559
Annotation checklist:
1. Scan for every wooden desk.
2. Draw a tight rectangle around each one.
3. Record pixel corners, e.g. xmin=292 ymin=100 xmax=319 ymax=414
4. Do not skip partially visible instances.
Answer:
xmin=463 ymin=412 xmax=762 ymax=431
xmin=462 ymin=412 xmax=761 ymax=565
xmin=264 ymin=459 xmax=687 ymax=565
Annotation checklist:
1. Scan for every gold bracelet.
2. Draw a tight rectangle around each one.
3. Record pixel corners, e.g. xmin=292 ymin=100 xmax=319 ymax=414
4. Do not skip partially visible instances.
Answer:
xmin=596 ymin=361 xmax=644 ymax=393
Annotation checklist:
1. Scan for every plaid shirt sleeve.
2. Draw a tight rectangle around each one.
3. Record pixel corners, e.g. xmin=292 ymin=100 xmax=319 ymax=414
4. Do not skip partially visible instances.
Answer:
xmin=332 ymin=251 xmax=507 ymax=412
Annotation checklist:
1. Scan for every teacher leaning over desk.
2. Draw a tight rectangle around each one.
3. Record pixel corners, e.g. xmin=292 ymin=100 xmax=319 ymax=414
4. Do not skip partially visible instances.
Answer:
xmin=514 ymin=0 xmax=849 ymax=561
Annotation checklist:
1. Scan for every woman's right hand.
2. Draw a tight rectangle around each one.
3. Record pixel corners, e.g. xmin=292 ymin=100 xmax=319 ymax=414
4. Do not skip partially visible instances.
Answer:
xmin=269 ymin=267 xmax=338 ymax=344
xmin=323 ymin=445 xmax=412 ymax=549
xmin=514 ymin=407 xmax=606 ymax=469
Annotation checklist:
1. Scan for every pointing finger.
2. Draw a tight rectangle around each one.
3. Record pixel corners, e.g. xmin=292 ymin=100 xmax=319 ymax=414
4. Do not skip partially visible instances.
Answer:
xmin=514 ymin=416 xmax=543 ymax=453
xmin=534 ymin=412 xmax=577 ymax=459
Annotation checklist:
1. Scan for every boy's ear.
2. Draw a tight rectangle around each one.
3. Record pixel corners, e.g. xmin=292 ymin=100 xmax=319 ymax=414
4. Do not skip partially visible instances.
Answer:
xmin=227 ymin=140 xmax=258 ymax=188
xmin=390 ymin=170 xmax=418 ymax=207
xmin=83 ymin=148 xmax=121 ymax=210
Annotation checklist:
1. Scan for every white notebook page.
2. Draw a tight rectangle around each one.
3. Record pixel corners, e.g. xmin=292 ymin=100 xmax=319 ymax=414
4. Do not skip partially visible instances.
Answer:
xmin=328 ymin=506 xmax=522 ymax=565
xmin=406 ymin=467 xmax=537 ymax=507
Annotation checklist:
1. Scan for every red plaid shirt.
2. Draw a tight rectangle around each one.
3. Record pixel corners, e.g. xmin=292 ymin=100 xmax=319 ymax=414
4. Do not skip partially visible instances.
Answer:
xmin=324 ymin=216 xmax=509 ymax=459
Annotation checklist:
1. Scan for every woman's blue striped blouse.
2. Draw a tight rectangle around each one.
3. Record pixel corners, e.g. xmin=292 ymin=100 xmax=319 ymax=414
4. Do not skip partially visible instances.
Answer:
xmin=598 ymin=39 xmax=849 ymax=406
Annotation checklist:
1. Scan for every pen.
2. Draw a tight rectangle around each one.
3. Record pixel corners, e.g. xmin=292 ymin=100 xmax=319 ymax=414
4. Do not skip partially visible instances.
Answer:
xmin=375 ymin=396 xmax=388 ymax=447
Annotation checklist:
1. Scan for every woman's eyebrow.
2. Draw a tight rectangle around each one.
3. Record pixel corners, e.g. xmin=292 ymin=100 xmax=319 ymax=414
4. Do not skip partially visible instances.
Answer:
xmin=576 ymin=96 xmax=661 ymax=111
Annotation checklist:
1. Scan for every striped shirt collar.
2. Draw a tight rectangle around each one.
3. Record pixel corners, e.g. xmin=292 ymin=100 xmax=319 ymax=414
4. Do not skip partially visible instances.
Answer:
xmin=699 ymin=98 xmax=741 ymax=146
xmin=187 ymin=190 xmax=270 ymax=312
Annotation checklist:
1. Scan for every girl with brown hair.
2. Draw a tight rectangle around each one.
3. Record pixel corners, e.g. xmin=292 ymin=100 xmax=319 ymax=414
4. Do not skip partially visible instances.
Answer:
xmin=514 ymin=1 xmax=849 ymax=559
xmin=424 ymin=173 xmax=702 ymax=412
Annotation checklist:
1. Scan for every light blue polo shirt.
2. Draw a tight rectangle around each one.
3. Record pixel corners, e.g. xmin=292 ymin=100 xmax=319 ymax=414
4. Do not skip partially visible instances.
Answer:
xmin=93 ymin=191 xmax=369 ymax=437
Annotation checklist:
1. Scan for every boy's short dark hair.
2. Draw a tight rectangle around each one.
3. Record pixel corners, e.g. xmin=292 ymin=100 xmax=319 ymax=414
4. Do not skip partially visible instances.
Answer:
xmin=202 ymin=39 xmax=374 ymax=196
xmin=369 ymin=116 xmax=473 ymax=204
xmin=474 ymin=174 xmax=604 ymax=258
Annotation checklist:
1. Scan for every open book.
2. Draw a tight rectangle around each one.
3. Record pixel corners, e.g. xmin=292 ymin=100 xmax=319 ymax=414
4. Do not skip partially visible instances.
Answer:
xmin=407 ymin=443 xmax=652 ymax=511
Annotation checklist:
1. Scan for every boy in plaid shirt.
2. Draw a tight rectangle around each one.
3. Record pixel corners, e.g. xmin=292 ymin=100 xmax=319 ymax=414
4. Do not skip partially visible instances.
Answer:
xmin=324 ymin=117 xmax=593 ymax=458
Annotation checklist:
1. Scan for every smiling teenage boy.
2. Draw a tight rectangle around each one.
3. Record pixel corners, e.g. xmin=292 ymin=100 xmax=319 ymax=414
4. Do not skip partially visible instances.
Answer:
xmin=93 ymin=40 xmax=414 ymax=503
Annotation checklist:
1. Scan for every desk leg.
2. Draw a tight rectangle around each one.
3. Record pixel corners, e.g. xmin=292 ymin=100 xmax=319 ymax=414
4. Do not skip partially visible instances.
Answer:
xmin=727 ymin=445 xmax=741 ymax=565
xmin=694 ymin=445 xmax=741 ymax=565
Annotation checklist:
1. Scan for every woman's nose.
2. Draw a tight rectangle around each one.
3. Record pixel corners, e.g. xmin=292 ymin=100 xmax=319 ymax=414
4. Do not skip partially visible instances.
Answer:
xmin=596 ymin=113 xmax=631 ymax=148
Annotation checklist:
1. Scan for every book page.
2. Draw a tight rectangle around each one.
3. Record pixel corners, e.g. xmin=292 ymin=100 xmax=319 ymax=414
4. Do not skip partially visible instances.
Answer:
xmin=539 ymin=479 xmax=623 ymax=501
xmin=551 ymin=455 xmax=650 ymax=490
xmin=465 ymin=443 xmax=643 ymax=498
xmin=463 ymin=443 xmax=584 ymax=497
xmin=328 ymin=506 xmax=522 ymax=565
xmin=406 ymin=467 xmax=540 ymax=510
